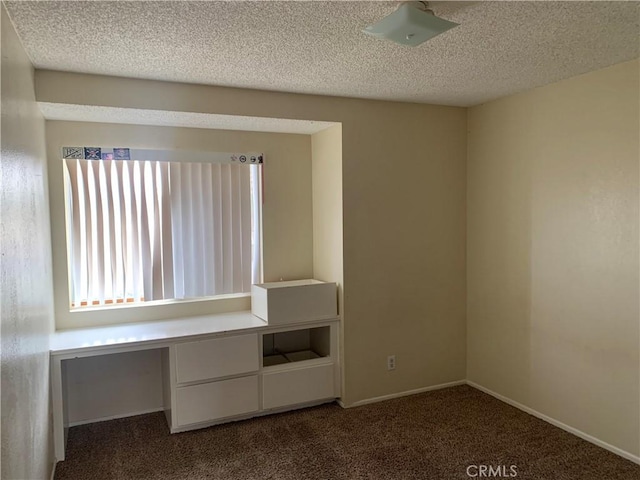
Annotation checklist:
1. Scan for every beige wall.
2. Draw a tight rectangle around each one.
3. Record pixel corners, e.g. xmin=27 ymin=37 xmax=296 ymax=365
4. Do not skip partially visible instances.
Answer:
xmin=312 ymin=124 xmax=344 ymax=392
xmin=0 ymin=5 xmax=55 ymax=478
xmin=467 ymin=60 xmax=640 ymax=456
xmin=312 ymin=124 xmax=343 ymax=292
xmin=36 ymin=71 xmax=468 ymax=405
xmin=45 ymin=121 xmax=313 ymax=329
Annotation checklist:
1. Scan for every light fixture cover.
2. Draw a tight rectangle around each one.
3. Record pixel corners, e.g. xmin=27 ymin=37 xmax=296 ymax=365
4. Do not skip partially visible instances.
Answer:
xmin=363 ymin=3 xmax=458 ymax=47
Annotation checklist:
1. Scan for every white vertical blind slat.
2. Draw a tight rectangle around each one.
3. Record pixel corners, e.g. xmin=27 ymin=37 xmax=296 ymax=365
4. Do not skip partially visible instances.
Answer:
xmin=137 ymin=162 xmax=152 ymax=302
xmin=100 ymin=160 xmax=116 ymax=303
xmin=149 ymin=162 xmax=163 ymax=300
xmin=211 ymin=164 xmax=224 ymax=294
xmin=159 ymin=162 xmax=174 ymax=299
xmin=131 ymin=161 xmax=145 ymax=302
xmin=76 ymin=163 xmax=89 ymax=304
xmin=220 ymin=165 xmax=233 ymax=294
xmin=181 ymin=162 xmax=195 ymax=298
xmin=111 ymin=161 xmax=125 ymax=302
xmin=64 ymin=160 xmax=82 ymax=305
xmin=240 ymin=165 xmax=251 ymax=292
xmin=122 ymin=161 xmax=141 ymax=303
xmin=78 ymin=160 xmax=92 ymax=303
xmin=250 ymin=165 xmax=262 ymax=285
xmin=90 ymin=161 xmax=106 ymax=304
xmin=191 ymin=162 xmax=205 ymax=298
xmin=170 ymin=163 xmax=185 ymax=299
xmin=230 ymin=166 xmax=243 ymax=293
xmin=78 ymin=161 xmax=98 ymax=303
xmin=201 ymin=164 xmax=216 ymax=297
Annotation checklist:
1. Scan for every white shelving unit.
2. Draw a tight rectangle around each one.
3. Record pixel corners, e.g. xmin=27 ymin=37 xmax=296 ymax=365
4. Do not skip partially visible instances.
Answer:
xmin=260 ymin=322 xmax=339 ymax=411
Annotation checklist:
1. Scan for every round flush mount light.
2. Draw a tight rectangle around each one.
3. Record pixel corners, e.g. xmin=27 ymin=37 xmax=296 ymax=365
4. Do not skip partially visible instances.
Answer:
xmin=363 ymin=1 xmax=459 ymax=47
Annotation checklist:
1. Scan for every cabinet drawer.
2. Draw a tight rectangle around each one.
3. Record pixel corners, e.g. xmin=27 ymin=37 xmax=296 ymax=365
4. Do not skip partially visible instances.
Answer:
xmin=175 ymin=375 xmax=259 ymax=426
xmin=262 ymin=363 xmax=335 ymax=410
xmin=175 ymin=333 xmax=258 ymax=384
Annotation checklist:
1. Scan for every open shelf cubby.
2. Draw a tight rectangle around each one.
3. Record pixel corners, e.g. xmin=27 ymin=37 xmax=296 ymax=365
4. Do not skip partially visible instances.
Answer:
xmin=262 ymin=326 xmax=331 ymax=367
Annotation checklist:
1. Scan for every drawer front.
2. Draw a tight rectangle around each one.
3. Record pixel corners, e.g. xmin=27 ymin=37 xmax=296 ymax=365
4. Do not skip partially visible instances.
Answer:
xmin=262 ymin=364 xmax=335 ymax=410
xmin=175 ymin=333 xmax=258 ymax=384
xmin=175 ymin=375 xmax=259 ymax=426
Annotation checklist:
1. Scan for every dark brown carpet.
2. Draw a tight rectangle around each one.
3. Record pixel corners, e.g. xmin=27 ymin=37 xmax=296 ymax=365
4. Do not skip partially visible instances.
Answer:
xmin=55 ymin=385 xmax=639 ymax=480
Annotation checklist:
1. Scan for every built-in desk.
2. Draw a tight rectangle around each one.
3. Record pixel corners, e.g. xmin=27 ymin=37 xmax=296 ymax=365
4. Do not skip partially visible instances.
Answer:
xmin=51 ymin=311 xmax=340 ymax=461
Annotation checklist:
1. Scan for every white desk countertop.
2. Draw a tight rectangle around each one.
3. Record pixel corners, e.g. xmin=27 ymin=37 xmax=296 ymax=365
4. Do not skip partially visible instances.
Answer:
xmin=51 ymin=310 xmax=268 ymax=356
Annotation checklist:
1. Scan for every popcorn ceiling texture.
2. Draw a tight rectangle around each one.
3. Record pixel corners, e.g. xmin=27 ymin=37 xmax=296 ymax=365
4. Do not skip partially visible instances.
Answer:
xmin=5 ymin=1 xmax=639 ymax=107
xmin=38 ymin=102 xmax=337 ymax=134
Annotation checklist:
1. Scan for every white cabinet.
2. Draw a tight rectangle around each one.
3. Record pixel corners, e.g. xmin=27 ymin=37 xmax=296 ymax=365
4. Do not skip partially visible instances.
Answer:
xmin=263 ymin=364 xmax=335 ymax=410
xmin=164 ymin=318 xmax=340 ymax=434
xmin=261 ymin=322 xmax=339 ymax=410
xmin=252 ymin=279 xmax=337 ymax=324
xmin=168 ymin=333 xmax=260 ymax=432
xmin=175 ymin=376 xmax=259 ymax=426
xmin=175 ymin=334 xmax=258 ymax=384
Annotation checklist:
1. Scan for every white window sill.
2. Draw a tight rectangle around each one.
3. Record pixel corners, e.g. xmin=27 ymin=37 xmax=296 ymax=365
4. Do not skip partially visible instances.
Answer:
xmin=57 ymin=292 xmax=252 ymax=330
xmin=69 ymin=292 xmax=251 ymax=314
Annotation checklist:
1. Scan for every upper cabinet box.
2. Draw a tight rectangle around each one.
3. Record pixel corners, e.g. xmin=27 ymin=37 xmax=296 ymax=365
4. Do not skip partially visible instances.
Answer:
xmin=251 ymin=279 xmax=337 ymax=324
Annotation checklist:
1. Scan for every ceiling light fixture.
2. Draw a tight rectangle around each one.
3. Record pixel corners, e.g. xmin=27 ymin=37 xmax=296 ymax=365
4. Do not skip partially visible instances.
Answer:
xmin=363 ymin=1 xmax=459 ymax=47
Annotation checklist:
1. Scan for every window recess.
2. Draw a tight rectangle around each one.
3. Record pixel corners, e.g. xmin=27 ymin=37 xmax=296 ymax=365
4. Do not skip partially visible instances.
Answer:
xmin=62 ymin=147 xmax=263 ymax=309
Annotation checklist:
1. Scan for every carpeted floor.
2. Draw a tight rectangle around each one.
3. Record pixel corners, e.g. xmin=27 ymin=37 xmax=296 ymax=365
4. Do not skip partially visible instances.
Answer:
xmin=54 ymin=385 xmax=639 ymax=480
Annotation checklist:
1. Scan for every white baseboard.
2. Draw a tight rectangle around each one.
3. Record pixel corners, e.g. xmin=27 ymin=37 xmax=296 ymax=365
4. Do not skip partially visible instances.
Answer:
xmin=466 ymin=380 xmax=640 ymax=465
xmin=341 ymin=379 xmax=467 ymax=408
xmin=68 ymin=407 xmax=165 ymax=427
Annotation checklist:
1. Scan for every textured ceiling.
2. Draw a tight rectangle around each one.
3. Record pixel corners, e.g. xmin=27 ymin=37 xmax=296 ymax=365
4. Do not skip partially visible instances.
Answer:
xmin=38 ymin=102 xmax=337 ymax=134
xmin=5 ymin=1 xmax=640 ymax=107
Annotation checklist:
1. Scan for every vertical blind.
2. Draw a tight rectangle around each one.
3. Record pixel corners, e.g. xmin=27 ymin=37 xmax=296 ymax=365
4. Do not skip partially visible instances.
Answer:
xmin=63 ymin=158 xmax=260 ymax=308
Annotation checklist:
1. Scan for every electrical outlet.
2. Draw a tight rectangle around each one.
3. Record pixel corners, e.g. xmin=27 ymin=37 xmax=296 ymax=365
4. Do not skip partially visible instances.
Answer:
xmin=387 ymin=355 xmax=396 ymax=371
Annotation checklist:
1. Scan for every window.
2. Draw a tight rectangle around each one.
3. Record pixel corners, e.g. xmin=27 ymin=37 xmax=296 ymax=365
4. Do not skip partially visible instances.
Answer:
xmin=63 ymin=151 xmax=262 ymax=309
